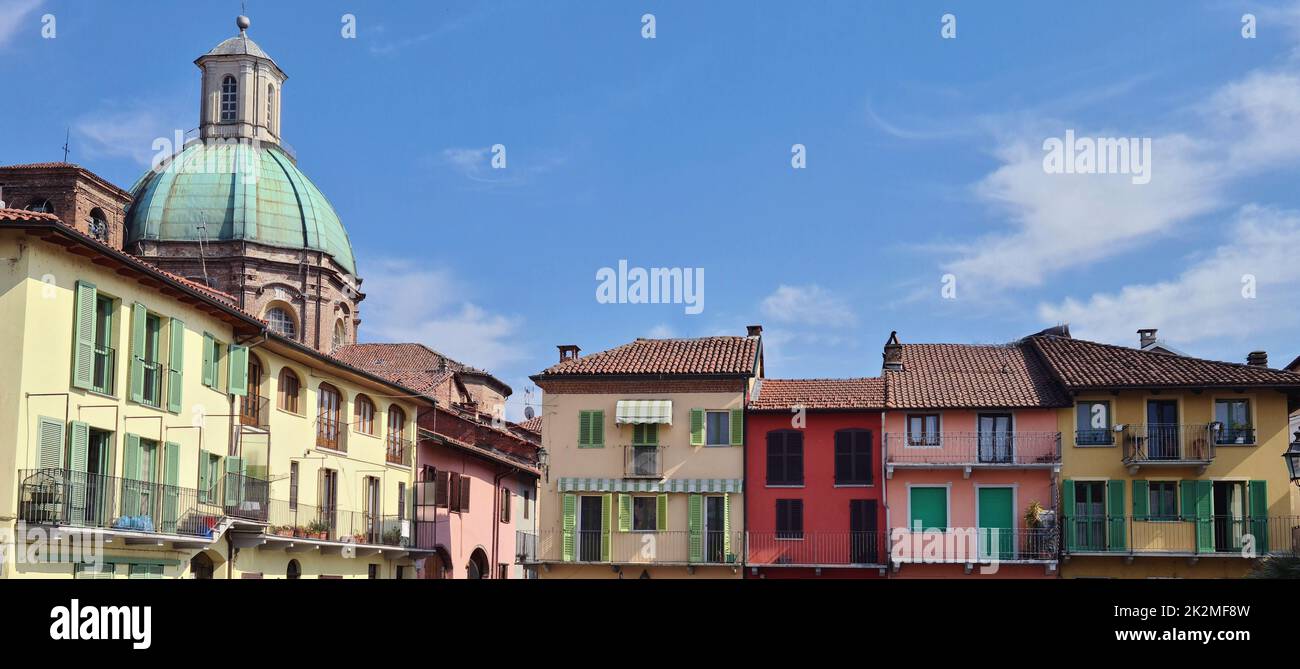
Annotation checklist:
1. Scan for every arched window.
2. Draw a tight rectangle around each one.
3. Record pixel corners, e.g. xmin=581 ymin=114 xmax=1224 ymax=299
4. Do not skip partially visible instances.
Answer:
xmin=286 ymin=559 xmax=301 ymax=580
xmin=87 ymin=208 xmax=108 ymax=241
xmin=332 ymin=319 xmax=347 ymax=351
xmin=266 ymin=84 xmax=275 ymax=133
xmin=355 ymin=395 xmax=375 ymax=435
xmin=467 ymin=548 xmax=489 ymax=579
xmin=240 ymin=354 xmax=266 ymax=426
xmin=27 ymin=199 xmax=53 ymax=214
xmin=266 ymin=307 xmax=297 ymax=339
xmin=220 ymin=75 xmax=238 ymax=121
xmin=278 ymin=367 xmax=301 ymax=414
xmin=387 ymin=406 xmax=406 ymax=462
xmin=317 ymin=383 xmax=343 ymax=450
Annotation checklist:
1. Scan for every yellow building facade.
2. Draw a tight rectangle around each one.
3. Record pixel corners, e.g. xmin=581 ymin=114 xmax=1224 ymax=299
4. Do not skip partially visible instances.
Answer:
xmin=0 ymin=217 xmax=430 ymax=579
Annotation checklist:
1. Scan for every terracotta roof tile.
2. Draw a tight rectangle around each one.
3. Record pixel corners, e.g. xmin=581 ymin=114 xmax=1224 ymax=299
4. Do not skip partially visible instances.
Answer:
xmin=538 ymin=336 xmax=760 ymax=376
xmin=517 ymin=415 xmax=543 ymax=434
xmin=333 ymin=342 xmax=467 ymax=394
xmin=749 ymin=378 xmax=885 ymax=410
xmin=0 ymin=207 xmax=61 ymax=222
xmin=885 ymin=341 xmax=1069 ymax=409
xmin=1029 ymin=335 xmax=1300 ymax=389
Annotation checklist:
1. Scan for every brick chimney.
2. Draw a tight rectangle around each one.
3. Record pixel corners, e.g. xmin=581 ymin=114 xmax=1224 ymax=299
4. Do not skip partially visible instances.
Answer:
xmin=1137 ymin=328 xmax=1158 ymax=349
xmin=557 ymin=344 xmax=581 ymax=362
xmin=746 ymin=324 xmax=763 ymax=337
xmin=1247 ymin=351 xmax=1268 ymax=367
xmin=883 ymin=331 xmax=903 ymax=371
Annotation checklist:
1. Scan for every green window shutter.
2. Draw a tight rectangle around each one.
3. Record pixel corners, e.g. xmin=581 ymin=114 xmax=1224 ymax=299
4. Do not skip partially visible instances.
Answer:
xmin=617 ymin=493 xmax=631 ymax=532
xmin=1179 ymin=480 xmax=1197 ymax=521
xmin=1248 ymin=480 xmax=1269 ymax=553
xmin=129 ymin=303 xmax=147 ymax=403
xmin=909 ymin=487 xmax=948 ymax=531
xmin=161 ymin=442 xmax=180 ymax=534
xmin=1131 ymin=480 xmax=1149 ymax=521
xmin=578 ymin=411 xmax=591 ymax=447
xmin=197 ymin=449 xmax=211 ymax=502
xmin=227 ymin=344 xmax=249 ymax=397
xmin=121 ymin=433 xmax=141 ymax=514
xmin=36 ymin=416 xmax=65 ymax=470
xmin=1106 ymin=480 xmax=1126 ymax=551
xmin=722 ymin=493 xmax=732 ymax=557
xmin=201 ymin=333 xmax=215 ymax=388
xmin=600 ymin=493 xmax=612 ymax=561
xmin=591 ymin=410 xmax=604 ymax=447
xmin=729 ymin=409 xmax=743 ymax=446
xmin=1194 ymin=480 xmax=1214 ymax=553
xmin=67 ymin=420 xmax=90 ymax=519
xmin=1062 ymin=479 xmax=1076 ymax=552
xmin=71 ymin=281 xmax=97 ymax=390
xmin=561 ymin=494 xmax=576 ymax=562
xmin=690 ymin=409 xmax=705 ymax=446
xmin=687 ymin=494 xmax=703 ymax=562
xmin=656 ymin=493 xmax=668 ymax=531
xmin=646 ymin=424 xmax=658 ymax=445
xmin=167 ymin=319 xmax=185 ymax=412
xmin=224 ymin=456 xmax=245 ymax=506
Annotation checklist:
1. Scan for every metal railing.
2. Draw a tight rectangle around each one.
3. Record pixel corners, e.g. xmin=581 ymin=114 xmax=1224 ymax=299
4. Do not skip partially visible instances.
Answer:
xmin=386 ymin=437 xmax=412 ymax=466
xmin=883 ymin=432 xmax=1061 ymax=465
xmin=623 ymin=444 xmax=664 ymax=478
xmin=1075 ymin=429 xmax=1113 ymax=446
xmin=1120 ymin=424 xmax=1216 ymax=463
xmin=217 ymin=472 xmax=270 ymax=522
xmin=887 ymin=527 xmax=1059 ymax=563
xmin=238 ymin=394 xmax=270 ymax=430
xmin=1062 ymin=515 xmax=1300 ymax=556
xmin=91 ymin=344 xmax=115 ymax=395
xmin=315 ymin=416 xmax=346 ymax=452
xmin=516 ymin=530 xmax=538 ymax=563
xmin=533 ymin=529 xmax=744 ymax=565
xmin=266 ymin=498 xmax=408 ymax=547
xmin=140 ymin=360 xmax=163 ymax=408
xmin=1215 ymin=427 xmax=1256 ymax=445
xmin=747 ymin=531 xmax=888 ymax=566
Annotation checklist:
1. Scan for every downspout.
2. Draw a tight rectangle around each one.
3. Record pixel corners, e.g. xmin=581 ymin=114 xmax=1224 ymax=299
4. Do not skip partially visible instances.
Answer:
xmin=880 ymin=409 xmax=889 ymax=568
xmin=491 ymin=462 xmax=518 ymax=578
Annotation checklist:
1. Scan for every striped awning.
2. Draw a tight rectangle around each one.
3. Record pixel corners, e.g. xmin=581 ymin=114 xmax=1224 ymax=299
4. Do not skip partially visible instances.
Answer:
xmin=558 ymin=478 xmax=742 ymax=493
xmin=615 ymin=400 xmax=673 ymax=425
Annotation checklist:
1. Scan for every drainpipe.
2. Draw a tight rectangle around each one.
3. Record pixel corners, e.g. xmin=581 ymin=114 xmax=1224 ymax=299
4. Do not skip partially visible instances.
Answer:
xmin=492 ymin=465 xmax=516 ymax=578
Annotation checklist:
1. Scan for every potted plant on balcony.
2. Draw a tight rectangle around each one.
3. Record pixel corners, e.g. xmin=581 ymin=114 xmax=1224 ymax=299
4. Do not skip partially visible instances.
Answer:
xmin=352 ymin=532 xmax=366 ymax=544
xmin=306 ymin=519 xmax=331 ymax=540
xmin=1230 ymin=422 xmax=1250 ymax=444
xmin=274 ymin=525 xmax=294 ymax=537
xmin=382 ymin=526 xmax=402 ymax=545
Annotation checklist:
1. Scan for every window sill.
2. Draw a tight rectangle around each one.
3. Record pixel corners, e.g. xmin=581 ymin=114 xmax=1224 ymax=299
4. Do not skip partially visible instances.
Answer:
xmin=276 ymin=407 xmax=304 ymax=419
xmin=1074 ymin=444 xmax=1116 ymax=448
xmin=83 ymin=388 xmax=119 ymax=402
xmin=315 ymin=445 xmax=348 ymax=456
xmin=1214 ymin=442 xmax=1257 ymax=447
xmin=833 ymin=483 xmax=873 ymax=488
xmin=766 ymin=484 xmax=805 ymax=488
xmin=577 ymin=445 xmax=605 ymax=449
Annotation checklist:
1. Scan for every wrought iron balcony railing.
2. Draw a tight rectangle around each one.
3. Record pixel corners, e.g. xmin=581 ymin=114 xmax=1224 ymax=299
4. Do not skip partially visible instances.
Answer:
xmin=747 ymin=531 xmax=888 ymax=566
xmin=238 ymin=394 xmax=270 ymax=430
xmin=386 ymin=437 xmax=412 ymax=466
xmin=1120 ymin=424 xmax=1216 ymax=465
xmin=266 ymin=498 xmax=409 ymax=547
xmin=1062 ymin=515 xmax=1300 ymax=556
xmin=91 ymin=344 xmax=115 ymax=395
xmin=532 ymin=529 xmax=744 ymax=565
xmin=623 ymin=443 xmax=664 ymax=478
xmin=883 ymin=432 xmax=1061 ymax=467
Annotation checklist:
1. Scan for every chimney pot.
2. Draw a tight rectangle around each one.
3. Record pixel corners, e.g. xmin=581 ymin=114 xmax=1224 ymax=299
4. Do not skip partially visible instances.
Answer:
xmin=883 ymin=331 xmax=904 ymax=371
xmin=1247 ymin=351 xmax=1268 ymax=367
xmin=1137 ymin=328 xmax=1158 ymax=349
xmin=746 ymin=324 xmax=763 ymax=337
xmin=557 ymin=344 xmax=580 ymax=362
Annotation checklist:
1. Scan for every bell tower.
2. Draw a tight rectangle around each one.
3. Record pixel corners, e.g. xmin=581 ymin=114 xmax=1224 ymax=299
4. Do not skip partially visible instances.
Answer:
xmin=196 ymin=15 xmax=286 ymax=145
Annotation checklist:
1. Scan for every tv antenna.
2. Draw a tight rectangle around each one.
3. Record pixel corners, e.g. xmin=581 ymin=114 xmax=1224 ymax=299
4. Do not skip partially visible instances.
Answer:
xmin=61 ymin=128 xmax=70 ymax=163
xmin=195 ymin=213 xmax=212 ymax=286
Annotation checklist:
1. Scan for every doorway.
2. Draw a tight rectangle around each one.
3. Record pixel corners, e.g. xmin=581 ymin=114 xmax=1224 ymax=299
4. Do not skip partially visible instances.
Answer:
xmin=1073 ymin=481 xmax=1106 ymax=550
xmin=1212 ymin=481 xmax=1246 ymax=552
xmin=578 ymin=496 xmax=603 ymax=562
xmin=1146 ymin=400 xmax=1180 ymax=460
xmin=978 ymin=487 xmax=1015 ymax=560
xmin=977 ymin=414 xmax=1013 ymax=463
xmin=704 ymin=496 xmax=726 ymax=563
xmin=849 ymin=499 xmax=878 ymax=564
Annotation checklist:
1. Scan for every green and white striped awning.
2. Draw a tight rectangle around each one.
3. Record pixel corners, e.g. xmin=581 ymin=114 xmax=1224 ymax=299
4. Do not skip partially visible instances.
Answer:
xmin=558 ymin=478 xmax=742 ymax=493
xmin=615 ymin=400 xmax=673 ymax=425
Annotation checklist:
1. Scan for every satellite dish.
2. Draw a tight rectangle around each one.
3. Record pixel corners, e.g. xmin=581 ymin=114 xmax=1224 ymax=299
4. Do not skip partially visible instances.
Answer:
xmin=524 ymin=406 xmax=535 ymax=420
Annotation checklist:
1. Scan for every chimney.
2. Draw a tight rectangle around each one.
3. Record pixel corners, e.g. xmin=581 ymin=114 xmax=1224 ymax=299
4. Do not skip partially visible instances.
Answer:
xmin=1137 ymin=328 xmax=1158 ymax=349
xmin=1247 ymin=351 xmax=1268 ymax=367
xmin=746 ymin=324 xmax=763 ymax=337
xmin=882 ymin=331 xmax=903 ymax=371
xmin=557 ymin=344 xmax=580 ymax=362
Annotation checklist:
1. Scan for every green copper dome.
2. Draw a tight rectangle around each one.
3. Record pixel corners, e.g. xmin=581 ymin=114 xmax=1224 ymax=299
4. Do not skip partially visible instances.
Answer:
xmin=125 ymin=141 xmax=357 ymax=274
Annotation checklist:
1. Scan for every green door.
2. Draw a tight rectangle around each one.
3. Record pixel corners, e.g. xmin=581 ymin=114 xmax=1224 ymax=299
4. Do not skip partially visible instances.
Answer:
xmin=909 ymin=487 xmax=948 ymax=532
xmin=977 ymin=487 xmax=1014 ymax=560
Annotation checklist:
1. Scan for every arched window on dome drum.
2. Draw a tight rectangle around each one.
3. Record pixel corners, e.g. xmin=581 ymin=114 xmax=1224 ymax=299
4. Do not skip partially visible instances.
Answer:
xmin=332 ymin=319 xmax=346 ymax=351
xmin=220 ymin=75 xmax=238 ymax=122
xmin=27 ymin=199 xmax=54 ymax=215
xmin=317 ymin=383 xmax=343 ymax=451
xmin=266 ymin=83 xmax=275 ymax=133
xmin=266 ymin=307 xmax=297 ymax=339
xmin=87 ymin=208 xmax=108 ymax=242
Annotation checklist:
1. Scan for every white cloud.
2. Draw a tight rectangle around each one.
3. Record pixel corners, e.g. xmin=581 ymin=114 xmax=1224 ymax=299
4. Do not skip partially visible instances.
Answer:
xmin=72 ymin=99 xmax=189 ymax=167
xmin=439 ymin=145 xmax=566 ymax=186
xmin=1037 ymin=205 xmax=1300 ymax=348
xmin=760 ymin=284 xmax=857 ymax=328
xmin=646 ymin=323 xmax=676 ymax=338
xmin=358 ymin=259 xmax=527 ymax=371
xmin=0 ymin=0 xmax=41 ymax=49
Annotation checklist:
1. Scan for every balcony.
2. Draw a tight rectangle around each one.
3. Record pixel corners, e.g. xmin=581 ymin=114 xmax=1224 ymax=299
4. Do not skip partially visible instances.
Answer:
xmin=238 ymin=394 xmax=270 ymax=430
xmin=531 ymin=529 xmax=745 ymax=568
xmin=747 ymin=531 xmax=888 ymax=569
xmin=1119 ymin=424 xmax=1216 ymax=474
xmin=623 ymin=444 xmax=664 ymax=479
xmin=139 ymin=360 xmax=163 ymax=408
xmin=516 ymin=530 xmax=538 ymax=563
xmin=17 ymin=468 xmax=267 ymax=547
xmin=386 ymin=437 xmax=412 ymax=466
xmin=91 ymin=344 xmax=115 ymax=395
xmin=315 ymin=417 xmax=347 ymax=452
xmin=888 ymin=527 xmax=1059 ymax=567
xmin=264 ymin=499 xmax=413 ymax=551
xmin=882 ymin=432 xmax=1061 ymax=478
xmin=1062 ymin=515 xmax=1300 ymax=558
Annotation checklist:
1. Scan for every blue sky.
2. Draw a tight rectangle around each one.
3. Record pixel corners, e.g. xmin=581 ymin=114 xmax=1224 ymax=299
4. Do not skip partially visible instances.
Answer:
xmin=5 ymin=1 xmax=1300 ymax=418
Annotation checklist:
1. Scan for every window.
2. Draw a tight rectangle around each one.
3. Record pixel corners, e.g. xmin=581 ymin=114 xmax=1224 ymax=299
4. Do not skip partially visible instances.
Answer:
xmin=28 ymin=198 xmax=54 ymax=214
xmin=577 ymin=410 xmax=604 ymax=448
xmin=278 ymin=368 xmax=300 ymax=413
xmin=632 ymin=423 xmax=658 ymax=445
xmin=387 ymin=405 xmax=405 ymax=448
xmin=266 ymin=307 xmax=296 ymax=339
xmin=202 ymin=334 xmax=226 ymax=390
xmin=397 ymin=483 xmax=406 ymax=522
xmin=287 ymin=560 xmax=301 ymax=579
xmin=766 ymin=430 xmax=804 ymax=485
xmin=775 ymin=499 xmax=803 ymax=539
xmin=906 ymin=414 xmax=940 ymax=446
xmin=320 ymin=469 xmax=339 ymax=532
xmin=92 ymin=294 xmax=114 ymax=394
xmin=1149 ymin=481 xmax=1178 ymax=521
xmin=500 ymin=487 xmax=511 ymax=523
xmin=498 ymin=564 xmax=509 ymax=580
xmin=88 ymin=208 xmax=108 ymax=242
xmin=316 ymin=383 xmax=343 ymax=450
xmin=1075 ymin=401 xmax=1112 ymax=445
xmin=368 ymin=564 xmax=378 ymax=580
xmin=706 ymin=410 xmax=730 ymax=446
xmin=220 ymin=75 xmax=238 ymax=121
xmin=523 ymin=488 xmax=531 ymax=519
xmin=1214 ymin=399 xmax=1254 ymax=444
xmin=266 ymin=83 xmax=275 ymax=132
xmin=834 ymin=429 xmax=873 ymax=485
xmin=909 ymin=487 xmax=948 ymax=532
xmin=632 ymin=496 xmax=657 ymax=531
xmin=199 ymin=451 xmax=222 ymax=503
xmin=332 ymin=319 xmax=346 ymax=351
xmin=128 ymin=563 xmax=163 ymax=579
xmin=447 ymin=472 xmax=470 ymax=513
xmin=74 ymin=563 xmax=115 ymax=579
xmin=140 ymin=312 xmax=163 ymax=407
xmin=289 ymin=461 xmax=299 ymax=511
xmin=355 ymin=395 xmax=375 ymax=434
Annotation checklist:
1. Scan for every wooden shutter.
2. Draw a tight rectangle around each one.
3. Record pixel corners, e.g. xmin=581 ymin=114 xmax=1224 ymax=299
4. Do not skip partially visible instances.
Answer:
xmin=227 ymin=344 xmax=249 ymax=397
xmin=1131 ymin=480 xmax=1149 ymax=520
xmin=729 ymin=409 xmax=743 ymax=446
xmin=448 ymin=473 xmax=460 ymax=512
xmin=690 ymin=409 xmax=705 ymax=446
xmin=687 ymin=494 xmax=703 ymax=562
xmin=201 ymin=333 xmax=215 ymax=387
xmin=71 ymin=281 xmax=97 ymax=389
xmin=578 ymin=411 xmax=592 ymax=447
xmin=1106 ymin=480 xmax=1126 ymax=551
xmin=434 ymin=470 xmax=449 ymax=507
xmin=121 ymin=433 xmax=141 ymax=514
xmin=722 ymin=493 xmax=732 ymax=557
xmin=617 ymin=493 xmax=631 ymax=532
xmin=1061 ymin=479 xmax=1076 ymax=552
xmin=590 ymin=410 xmax=604 ymax=447
xmin=656 ymin=494 xmax=668 ymax=531
xmin=198 ymin=449 xmax=211 ymax=499
xmin=167 ymin=319 xmax=185 ymax=412
xmin=1194 ymin=480 xmax=1214 ymax=553
xmin=1248 ymin=480 xmax=1269 ymax=553
xmin=459 ymin=475 xmax=471 ymax=512
xmin=1179 ymin=480 xmax=1197 ymax=521
xmin=36 ymin=416 xmax=65 ymax=470
xmin=68 ymin=421 xmax=90 ymax=519
xmin=561 ymin=494 xmax=576 ymax=562
xmin=162 ymin=442 xmax=180 ymax=533
xmin=129 ymin=303 xmax=147 ymax=403
xmin=500 ymin=487 xmax=510 ymax=523
xmin=600 ymin=493 xmax=611 ymax=561
xmin=224 ymin=456 xmax=245 ymax=507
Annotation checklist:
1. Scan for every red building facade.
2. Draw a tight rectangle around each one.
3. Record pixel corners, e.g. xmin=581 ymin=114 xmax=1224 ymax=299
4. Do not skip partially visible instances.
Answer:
xmin=745 ymin=379 xmax=887 ymax=578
